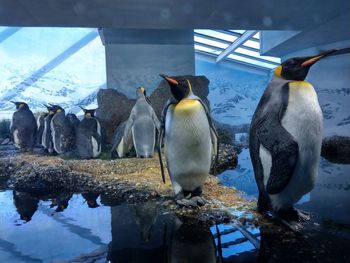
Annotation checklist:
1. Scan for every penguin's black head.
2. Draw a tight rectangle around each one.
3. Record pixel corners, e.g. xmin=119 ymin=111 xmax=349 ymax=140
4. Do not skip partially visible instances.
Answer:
xmin=160 ymin=74 xmax=191 ymax=101
xmin=136 ymin=86 xmax=147 ymax=98
xmin=49 ymin=104 xmax=65 ymax=114
xmin=44 ymin=104 xmax=56 ymax=115
xmin=80 ymin=106 xmax=96 ymax=118
xmin=275 ymin=49 xmax=337 ymax=81
xmin=11 ymin=101 xmax=29 ymax=110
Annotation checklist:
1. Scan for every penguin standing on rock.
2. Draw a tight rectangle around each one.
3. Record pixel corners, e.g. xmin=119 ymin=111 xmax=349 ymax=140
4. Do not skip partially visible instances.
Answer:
xmin=42 ymin=105 xmax=56 ymax=154
xmin=76 ymin=107 xmax=102 ymax=159
xmin=116 ymin=87 xmax=159 ymax=158
xmin=50 ymin=104 xmax=76 ymax=154
xmin=249 ymin=49 xmax=340 ymax=230
xmin=36 ymin=112 xmax=48 ymax=146
xmin=10 ymin=101 xmax=37 ymax=152
xmin=158 ymin=74 xmax=218 ymax=207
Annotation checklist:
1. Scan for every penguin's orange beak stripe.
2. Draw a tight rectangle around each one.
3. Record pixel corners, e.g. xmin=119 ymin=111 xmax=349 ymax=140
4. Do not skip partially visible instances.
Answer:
xmin=165 ymin=76 xmax=179 ymax=85
xmin=301 ymin=55 xmax=323 ymax=67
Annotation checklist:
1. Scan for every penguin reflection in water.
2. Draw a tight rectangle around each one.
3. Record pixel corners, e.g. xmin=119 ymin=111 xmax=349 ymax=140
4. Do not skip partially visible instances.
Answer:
xmin=111 ymin=87 xmax=160 ymax=158
xmin=76 ymin=107 xmax=102 ymax=159
xmin=250 ymin=50 xmax=338 ymax=230
xmin=10 ymin=101 xmax=37 ymax=152
xmin=158 ymin=75 xmax=218 ymax=207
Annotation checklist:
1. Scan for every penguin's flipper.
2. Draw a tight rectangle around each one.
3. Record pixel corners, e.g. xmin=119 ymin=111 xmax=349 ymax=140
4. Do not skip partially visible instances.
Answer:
xmin=157 ymin=99 xmax=176 ymax=184
xmin=157 ymin=126 xmax=166 ymax=184
xmin=196 ymin=99 xmax=219 ymax=175
xmin=110 ymin=121 xmax=127 ymax=158
xmin=254 ymin=83 xmax=299 ymax=195
xmin=124 ymin=109 xmax=136 ymax=148
xmin=151 ymin=109 xmax=161 ymax=133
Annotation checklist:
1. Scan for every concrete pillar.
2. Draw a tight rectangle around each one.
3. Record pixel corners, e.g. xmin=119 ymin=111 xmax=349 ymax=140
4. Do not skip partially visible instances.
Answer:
xmin=99 ymin=28 xmax=195 ymax=98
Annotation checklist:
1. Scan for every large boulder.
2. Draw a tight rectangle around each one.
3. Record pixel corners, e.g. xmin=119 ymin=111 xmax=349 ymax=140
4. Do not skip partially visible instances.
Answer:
xmin=321 ymin=136 xmax=350 ymax=164
xmin=96 ymin=75 xmax=210 ymax=143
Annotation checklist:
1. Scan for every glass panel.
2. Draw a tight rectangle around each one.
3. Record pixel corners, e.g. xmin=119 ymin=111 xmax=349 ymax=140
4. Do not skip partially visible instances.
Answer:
xmin=227 ymin=54 xmax=277 ymax=69
xmin=194 ymin=36 xmax=228 ymax=49
xmin=195 ymin=29 xmax=237 ymax=42
xmin=194 ymin=44 xmax=221 ymax=55
xmin=230 ymin=30 xmax=245 ymax=34
xmin=242 ymin=40 xmax=260 ymax=49
xmin=253 ymin=32 xmax=260 ymax=39
xmin=235 ymin=47 xmax=281 ymax=63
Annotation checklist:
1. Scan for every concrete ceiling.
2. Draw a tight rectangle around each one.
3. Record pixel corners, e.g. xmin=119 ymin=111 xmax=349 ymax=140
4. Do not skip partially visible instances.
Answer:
xmin=0 ymin=0 xmax=349 ymax=30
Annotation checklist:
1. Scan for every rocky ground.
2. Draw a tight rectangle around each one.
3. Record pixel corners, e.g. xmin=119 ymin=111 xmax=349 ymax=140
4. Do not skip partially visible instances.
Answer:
xmin=0 ymin=143 xmax=257 ymax=226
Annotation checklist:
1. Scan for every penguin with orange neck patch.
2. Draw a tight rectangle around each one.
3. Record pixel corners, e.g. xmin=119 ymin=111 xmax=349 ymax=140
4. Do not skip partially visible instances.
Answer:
xmin=158 ymin=74 xmax=218 ymax=207
xmin=249 ymin=49 xmax=339 ymax=231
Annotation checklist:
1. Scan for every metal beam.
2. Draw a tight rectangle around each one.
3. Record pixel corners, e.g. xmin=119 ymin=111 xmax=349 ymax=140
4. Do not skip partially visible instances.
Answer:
xmin=0 ymin=27 xmax=21 ymax=44
xmin=216 ymin=30 xmax=257 ymax=63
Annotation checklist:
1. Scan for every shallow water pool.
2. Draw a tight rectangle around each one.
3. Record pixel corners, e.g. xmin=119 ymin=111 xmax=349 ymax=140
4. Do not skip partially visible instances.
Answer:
xmin=0 ymin=149 xmax=349 ymax=262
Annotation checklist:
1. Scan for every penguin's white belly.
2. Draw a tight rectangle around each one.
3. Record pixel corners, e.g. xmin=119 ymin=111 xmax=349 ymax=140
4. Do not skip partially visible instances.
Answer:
xmin=50 ymin=121 xmax=57 ymax=152
xmin=117 ymin=137 xmax=125 ymax=157
xmin=165 ymin=100 xmax=212 ymax=192
xmin=92 ymin=135 xmax=101 ymax=158
xmin=13 ymin=129 xmax=20 ymax=147
xmin=262 ymin=82 xmax=323 ymax=210
xmin=42 ymin=122 xmax=47 ymax=147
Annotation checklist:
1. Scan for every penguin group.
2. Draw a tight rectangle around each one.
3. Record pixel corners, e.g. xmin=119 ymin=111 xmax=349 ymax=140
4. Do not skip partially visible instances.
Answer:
xmin=8 ymin=47 xmax=347 ymax=231
xmin=11 ymin=102 xmax=102 ymax=159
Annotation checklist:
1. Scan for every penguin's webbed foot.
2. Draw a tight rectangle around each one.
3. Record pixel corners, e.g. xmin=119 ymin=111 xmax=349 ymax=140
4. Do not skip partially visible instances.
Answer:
xmin=176 ymin=198 xmax=198 ymax=208
xmin=273 ymin=207 xmax=311 ymax=232
xmin=190 ymin=196 xmax=207 ymax=206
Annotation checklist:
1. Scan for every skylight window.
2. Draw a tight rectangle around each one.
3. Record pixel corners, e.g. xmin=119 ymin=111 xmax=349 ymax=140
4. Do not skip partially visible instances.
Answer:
xmin=195 ymin=30 xmax=238 ymax=43
xmin=194 ymin=30 xmax=280 ymax=70
xmin=194 ymin=44 xmax=221 ymax=55
xmin=194 ymin=36 xmax=228 ymax=49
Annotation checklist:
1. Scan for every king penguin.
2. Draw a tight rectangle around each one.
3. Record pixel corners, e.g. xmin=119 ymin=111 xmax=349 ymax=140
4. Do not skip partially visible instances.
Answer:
xmin=123 ymin=87 xmax=160 ymax=158
xmin=249 ymin=50 xmax=337 ymax=230
xmin=10 ymin=101 xmax=37 ymax=152
xmin=36 ymin=112 xmax=48 ymax=147
xmin=42 ymin=104 xmax=56 ymax=154
xmin=50 ymin=104 xmax=76 ymax=154
xmin=158 ymin=75 xmax=218 ymax=207
xmin=76 ymin=107 xmax=102 ymax=159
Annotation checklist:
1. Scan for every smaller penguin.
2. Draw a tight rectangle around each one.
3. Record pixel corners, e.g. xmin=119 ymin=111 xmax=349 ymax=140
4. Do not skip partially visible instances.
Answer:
xmin=36 ymin=112 xmax=48 ymax=146
xmin=10 ymin=101 xmax=37 ymax=152
xmin=112 ymin=87 xmax=160 ymax=158
xmin=76 ymin=107 xmax=102 ymax=159
xmin=42 ymin=104 xmax=56 ymax=154
xmin=158 ymin=75 xmax=218 ymax=207
xmin=50 ymin=104 xmax=76 ymax=154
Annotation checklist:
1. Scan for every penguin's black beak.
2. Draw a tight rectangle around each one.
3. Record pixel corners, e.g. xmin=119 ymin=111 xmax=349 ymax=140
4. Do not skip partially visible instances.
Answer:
xmin=301 ymin=49 xmax=341 ymax=68
xmin=10 ymin=101 xmax=16 ymax=105
xmin=301 ymin=55 xmax=324 ymax=68
xmin=159 ymin=74 xmax=179 ymax=85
